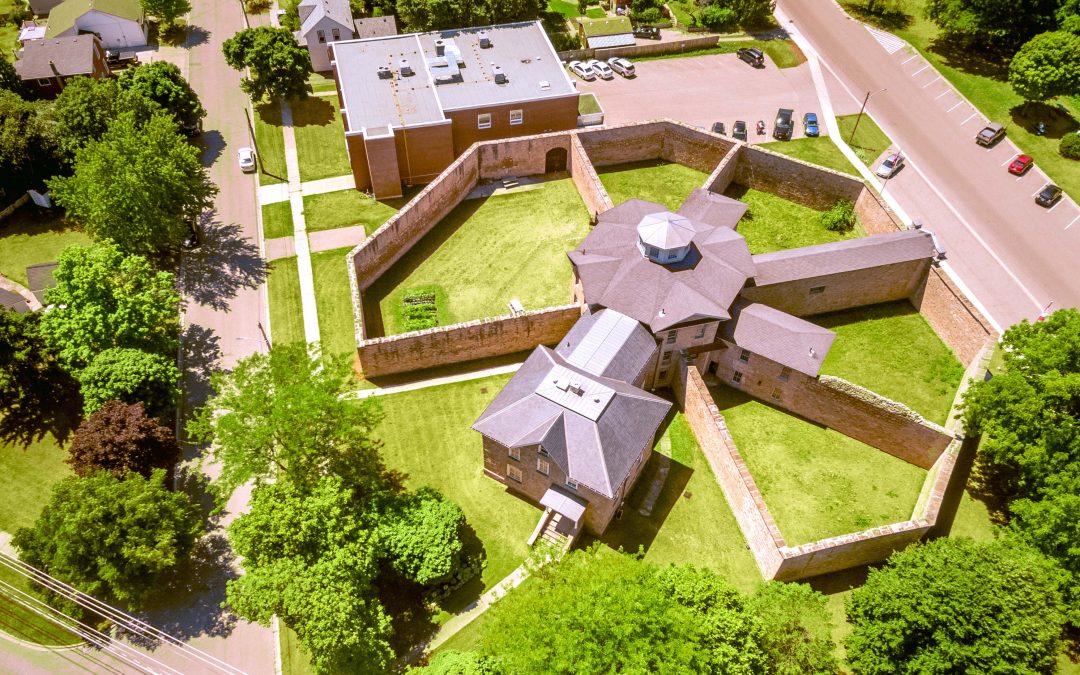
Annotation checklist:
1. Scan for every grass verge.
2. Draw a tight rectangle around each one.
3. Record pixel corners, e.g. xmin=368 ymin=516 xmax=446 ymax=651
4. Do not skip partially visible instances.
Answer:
xmin=725 ymin=184 xmax=866 ymax=254
xmin=303 ymin=189 xmax=409 ymax=235
xmin=253 ymin=102 xmax=288 ymax=186
xmin=635 ymin=38 xmax=806 ymax=68
xmin=0 ymin=212 xmax=92 ymax=288
xmin=836 ymin=113 xmax=892 ymax=166
xmin=596 ymin=159 xmax=708 ymax=211
xmin=310 ymin=246 xmax=357 ymax=357
xmin=261 ymin=201 xmax=293 ymax=240
xmin=291 ymin=97 xmax=352 ymax=183
xmin=578 ymin=93 xmax=602 ymax=115
xmin=0 ymin=566 xmax=82 ymax=647
xmin=308 ymin=72 xmax=338 ymax=94
xmin=760 ymin=137 xmax=861 ymax=175
xmin=267 ymin=256 xmax=305 ymax=346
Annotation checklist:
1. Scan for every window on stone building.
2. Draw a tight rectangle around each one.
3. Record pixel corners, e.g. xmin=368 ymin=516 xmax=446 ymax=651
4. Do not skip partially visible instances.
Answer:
xmin=666 ymin=330 xmax=677 ymax=344
xmin=317 ymin=30 xmax=326 ymax=43
xmin=809 ymin=286 xmax=826 ymax=295
xmin=510 ymin=109 xmax=523 ymax=125
xmin=739 ymin=349 xmax=751 ymax=363
xmin=566 ymin=478 xmax=579 ymax=490
xmin=538 ymin=446 xmax=549 ymax=456
xmin=508 ymin=446 xmax=520 ymax=460
xmin=732 ymin=371 xmax=743 ymax=384
xmin=779 ymin=366 xmax=791 ymax=382
xmin=477 ymin=113 xmax=492 ymax=129
xmin=537 ymin=458 xmax=550 ymax=475
xmin=507 ymin=464 xmax=522 ymax=482
xmin=661 ymin=351 xmax=671 ymax=363
xmin=771 ymin=388 xmax=782 ymax=401
xmin=694 ymin=324 xmax=707 ymax=339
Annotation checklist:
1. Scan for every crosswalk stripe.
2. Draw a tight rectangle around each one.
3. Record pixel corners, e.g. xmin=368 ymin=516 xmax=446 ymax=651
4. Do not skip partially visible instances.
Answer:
xmin=865 ymin=26 xmax=906 ymax=54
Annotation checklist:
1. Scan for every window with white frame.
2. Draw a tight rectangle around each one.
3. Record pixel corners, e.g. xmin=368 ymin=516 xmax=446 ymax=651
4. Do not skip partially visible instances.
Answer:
xmin=732 ymin=371 xmax=743 ymax=384
xmin=694 ymin=324 xmax=707 ymax=339
xmin=508 ymin=446 xmax=520 ymax=460
xmin=36 ymin=78 xmax=51 ymax=87
xmin=739 ymin=349 xmax=751 ymax=363
xmin=317 ymin=30 xmax=326 ymax=43
xmin=477 ymin=113 xmax=492 ymax=129
xmin=537 ymin=458 xmax=550 ymax=475
xmin=666 ymin=330 xmax=677 ymax=344
xmin=509 ymin=109 xmax=523 ymax=125
xmin=331 ymin=28 xmax=340 ymax=40
xmin=566 ymin=478 xmax=579 ymax=490
xmin=507 ymin=464 xmax=522 ymax=482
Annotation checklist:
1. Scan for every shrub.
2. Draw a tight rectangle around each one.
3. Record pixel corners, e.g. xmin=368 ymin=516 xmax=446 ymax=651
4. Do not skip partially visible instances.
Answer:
xmin=578 ymin=0 xmax=588 ymax=13
xmin=635 ymin=6 xmax=663 ymax=23
xmin=78 ymin=347 xmax=181 ymax=417
xmin=1061 ymin=132 xmax=1080 ymax=160
xmin=244 ymin=0 xmax=271 ymax=13
xmin=821 ymin=199 xmax=856 ymax=232
xmin=700 ymin=4 xmax=737 ymax=30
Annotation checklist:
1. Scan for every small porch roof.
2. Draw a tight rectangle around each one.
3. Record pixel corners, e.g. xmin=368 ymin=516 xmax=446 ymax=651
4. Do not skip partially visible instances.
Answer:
xmin=540 ymin=487 xmax=588 ymax=523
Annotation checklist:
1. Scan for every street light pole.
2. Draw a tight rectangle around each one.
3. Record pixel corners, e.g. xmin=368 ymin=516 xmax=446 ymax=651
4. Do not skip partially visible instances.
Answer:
xmin=848 ymin=88 xmax=887 ymax=145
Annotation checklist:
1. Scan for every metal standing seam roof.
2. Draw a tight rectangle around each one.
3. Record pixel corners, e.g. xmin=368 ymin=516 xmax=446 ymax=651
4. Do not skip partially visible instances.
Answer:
xmin=723 ymin=300 xmax=836 ymax=377
xmin=751 ymin=229 xmax=937 ymax=287
xmin=45 ymin=0 xmax=143 ymax=38
xmin=586 ymin=33 xmax=635 ymax=49
xmin=15 ymin=35 xmax=100 ymax=80
xmin=556 ymin=307 xmax=658 ymax=382
xmin=298 ymin=0 xmax=352 ymax=38
xmin=540 ymin=487 xmax=587 ymax=522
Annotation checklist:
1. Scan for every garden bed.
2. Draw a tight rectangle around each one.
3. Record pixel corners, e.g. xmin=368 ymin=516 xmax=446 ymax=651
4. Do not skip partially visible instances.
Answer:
xmin=596 ymin=159 xmax=708 ymax=211
xmin=723 ymin=184 xmax=866 ymax=254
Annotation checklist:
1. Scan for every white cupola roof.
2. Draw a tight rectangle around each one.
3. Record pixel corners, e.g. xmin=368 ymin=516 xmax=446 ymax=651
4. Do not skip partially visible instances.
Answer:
xmin=636 ymin=212 xmax=695 ymax=264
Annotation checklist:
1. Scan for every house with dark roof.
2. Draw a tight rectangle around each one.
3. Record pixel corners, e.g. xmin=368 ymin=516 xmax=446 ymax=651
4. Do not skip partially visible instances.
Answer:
xmin=44 ymin=0 xmax=147 ymax=50
xmin=353 ymin=15 xmax=397 ymax=39
xmin=297 ymin=0 xmax=354 ymax=72
xmin=15 ymin=34 xmax=110 ymax=97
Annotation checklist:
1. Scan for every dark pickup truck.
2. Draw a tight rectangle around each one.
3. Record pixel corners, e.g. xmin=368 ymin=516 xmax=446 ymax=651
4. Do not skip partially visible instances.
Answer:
xmin=773 ymin=108 xmax=794 ymax=141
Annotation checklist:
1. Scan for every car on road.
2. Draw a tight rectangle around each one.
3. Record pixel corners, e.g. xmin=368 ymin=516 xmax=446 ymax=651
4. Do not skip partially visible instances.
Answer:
xmin=773 ymin=108 xmax=794 ymax=141
xmin=710 ymin=121 xmax=726 ymax=135
xmin=1008 ymin=154 xmax=1034 ymax=176
xmin=875 ymin=152 xmax=904 ymax=178
xmin=1035 ymin=183 xmax=1063 ymax=207
xmin=237 ymin=147 xmax=257 ymax=173
xmin=587 ymin=59 xmax=614 ymax=80
xmin=803 ymin=112 xmax=819 ymax=137
xmin=567 ymin=60 xmax=596 ymax=81
xmin=607 ymin=56 xmax=635 ymax=77
xmin=733 ymin=120 xmax=748 ymax=142
xmin=736 ymin=47 xmax=764 ymax=67
xmin=975 ymin=122 xmax=1006 ymax=146
xmin=633 ymin=25 xmax=660 ymax=40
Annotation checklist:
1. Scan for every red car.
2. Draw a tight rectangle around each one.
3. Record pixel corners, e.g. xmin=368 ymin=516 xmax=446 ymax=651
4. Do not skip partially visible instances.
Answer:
xmin=1008 ymin=154 xmax=1034 ymax=175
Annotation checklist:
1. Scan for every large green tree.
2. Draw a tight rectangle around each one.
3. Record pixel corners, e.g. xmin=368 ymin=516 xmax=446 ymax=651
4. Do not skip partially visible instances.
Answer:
xmin=845 ymin=538 xmax=1066 ymax=674
xmin=117 ymin=61 xmax=205 ymax=132
xmin=0 ymin=90 xmax=58 ymax=199
xmin=67 ymin=400 xmax=181 ymax=478
xmin=52 ymin=77 xmax=159 ymax=162
xmin=222 ymin=27 xmax=312 ymax=102
xmin=189 ymin=344 xmax=386 ymax=500
xmin=140 ymin=0 xmax=192 ymax=26
xmin=13 ymin=470 xmax=200 ymax=617
xmin=395 ymin=0 xmax=545 ymax=31
xmin=0 ymin=310 xmax=76 ymax=443
xmin=925 ymin=0 xmax=1061 ymax=51
xmin=380 ymin=487 xmax=469 ymax=587
xmin=39 ymin=243 xmax=180 ymax=370
xmin=747 ymin=582 xmax=837 ymax=675
xmin=226 ymin=476 xmax=393 ymax=674
xmin=419 ymin=651 xmax=504 ymax=674
xmin=0 ymin=57 xmax=21 ymax=94
xmin=48 ymin=110 xmax=217 ymax=255
xmin=77 ymin=347 xmax=181 ymax=417
xmin=1008 ymin=31 xmax=1080 ymax=101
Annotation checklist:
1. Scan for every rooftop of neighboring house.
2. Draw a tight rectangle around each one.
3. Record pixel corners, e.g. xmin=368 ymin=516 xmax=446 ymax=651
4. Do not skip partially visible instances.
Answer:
xmin=45 ymin=0 xmax=143 ymax=38
xmin=353 ymin=15 xmax=397 ymax=39
xmin=298 ymin=0 xmax=352 ymax=37
xmin=330 ymin=20 xmax=577 ymax=133
xmin=15 ymin=34 xmax=103 ymax=81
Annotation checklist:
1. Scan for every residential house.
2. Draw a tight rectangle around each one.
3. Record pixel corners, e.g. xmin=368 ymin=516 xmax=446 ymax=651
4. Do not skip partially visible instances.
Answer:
xmin=297 ymin=0 xmax=354 ymax=72
xmin=14 ymin=34 xmax=110 ymax=97
xmin=44 ymin=0 xmax=147 ymax=50
xmin=353 ymin=15 xmax=396 ymax=39
xmin=575 ymin=16 xmax=634 ymax=49
xmin=28 ymin=0 xmax=65 ymax=17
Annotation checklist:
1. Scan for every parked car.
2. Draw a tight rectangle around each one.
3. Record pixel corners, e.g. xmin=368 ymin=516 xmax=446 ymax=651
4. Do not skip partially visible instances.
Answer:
xmin=975 ymin=122 xmax=1006 ymax=146
xmin=773 ymin=108 xmax=794 ymax=141
xmin=733 ymin=120 xmax=748 ymax=142
xmin=736 ymin=47 xmax=764 ymax=67
xmin=875 ymin=152 xmax=904 ymax=178
xmin=633 ymin=25 xmax=661 ymax=40
xmin=237 ymin=147 xmax=257 ymax=173
xmin=181 ymin=118 xmax=203 ymax=138
xmin=803 ymin=112 xmax=819 ymax=137
xmin=1008 ymin=154 xmax=1034 ymax=176
xmin=607 ymin=56 xmax=635 ymax=77
xmin=1035 ymin=183 xmax=1063 ymax=207
xmin=587 ymin=59 xmax=614 ymax=80
xmin=710 ymin=121 xmax=726 ymax=135
xmin=567 ymin=60 xmax=596 ymax=81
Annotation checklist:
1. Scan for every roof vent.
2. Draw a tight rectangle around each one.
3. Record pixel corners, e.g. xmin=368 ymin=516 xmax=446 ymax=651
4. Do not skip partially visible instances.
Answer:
xmin=478 ymin=31 xmax=491 ymax=48
xmin=569 ymin=381 xmax=584 ymax=396
xmin=399 ymin=59 xmax=414 ymax=76
xmin=435 ymin=39 xmax=445 ymax=56
xmin=539 ymin=80 xmax=551 ymax=90
xmin=377 ymin=65 xmax=392 ymax=79
xmin=492 ymin=64 xmax=507 ymax=84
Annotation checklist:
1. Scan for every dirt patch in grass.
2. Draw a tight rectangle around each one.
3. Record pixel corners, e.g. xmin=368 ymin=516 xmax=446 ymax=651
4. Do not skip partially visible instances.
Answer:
xmin=597 ymin=159 xmax=709 ymax=211
xmin=725 ymin=184 xmax=865 ymax=254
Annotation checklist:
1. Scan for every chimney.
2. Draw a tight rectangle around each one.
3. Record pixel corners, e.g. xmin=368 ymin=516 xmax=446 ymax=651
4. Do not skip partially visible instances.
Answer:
xmin=435 ymin=39 xmax=445 ymax=56
xmin=399 ymin=58 xmax=413 ymax=76
xmin=478 ymin=31 xmax=491 ymax=48
xmin=49 ymin=59 xmax=63 ymax=89
xmin=492 ymin=64 xmax=507 ymax=84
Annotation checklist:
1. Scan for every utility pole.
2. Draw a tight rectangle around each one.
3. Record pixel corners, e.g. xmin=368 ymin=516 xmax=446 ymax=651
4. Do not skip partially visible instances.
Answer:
xmin=849 ymin=88 xmax=887 ymax=145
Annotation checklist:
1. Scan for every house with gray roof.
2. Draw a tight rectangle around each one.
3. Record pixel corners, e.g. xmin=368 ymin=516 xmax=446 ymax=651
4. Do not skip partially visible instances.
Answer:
xmin=297 ymin=0 xmax=354 ymax=72
xmin=354 ymin=15 xmax=396 ymax=39
xmin=15 ymin=34 xmax=109 ymax=97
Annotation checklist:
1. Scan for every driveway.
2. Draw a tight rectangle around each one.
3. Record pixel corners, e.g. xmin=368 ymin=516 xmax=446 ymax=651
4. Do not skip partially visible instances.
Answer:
xmin=574 ymin=52 xmax=824 ymax=140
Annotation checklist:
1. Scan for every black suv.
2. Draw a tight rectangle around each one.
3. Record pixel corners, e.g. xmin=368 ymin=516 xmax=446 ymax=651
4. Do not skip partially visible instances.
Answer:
xmin=773 ymin=108 xmax=794 ymax=141
xmin=1035 ymin=184 xmax=1063 ymax=208
xmin=633 ymin=25 xmax=660 ymax=40
xmin=733 ymin=120 xmax=748 ymax=142
xmin=736 ymin=47 xmax=764 ymax=67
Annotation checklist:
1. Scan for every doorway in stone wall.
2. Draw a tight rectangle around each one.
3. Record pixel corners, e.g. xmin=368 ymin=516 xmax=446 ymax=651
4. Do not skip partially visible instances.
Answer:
xmin=545 ymin=147 xmax=568 ymax=173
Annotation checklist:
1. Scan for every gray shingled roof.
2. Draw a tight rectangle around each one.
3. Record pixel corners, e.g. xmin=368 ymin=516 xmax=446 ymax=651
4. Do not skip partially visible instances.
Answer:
xmin=751 ymin=229 xmax=936 ymax=287
xmin=0 ymin=289 xmax=31 ymax=314
xmin=722 ymin=300 xmax=836 ymax=376
xmin=299 ymin=0 xmax=352 ymax=37
xmin=473 ymin=345 xmax=671 ymax=499
xmin=678 ymin=189 xmax=749 ymax=229
xmin=569 ymin=198 xmax=755 ymax=333
xmin=555 ymin=307 xmax=657 ymax=383
xmin=354 ymin=15 xmax=396 ymax=39
xmin=15 ymin=35 xmax=100 ymax=81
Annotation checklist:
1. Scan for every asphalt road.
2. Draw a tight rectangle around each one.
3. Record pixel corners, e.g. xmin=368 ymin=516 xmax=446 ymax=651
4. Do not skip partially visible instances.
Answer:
xmin=778 ymin=0 xmax=1080 ymax=328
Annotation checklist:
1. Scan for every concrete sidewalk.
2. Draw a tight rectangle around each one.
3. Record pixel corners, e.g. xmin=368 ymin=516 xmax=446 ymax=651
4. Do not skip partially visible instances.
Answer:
xmin=280 ymin=99 xmax=322 ymax=345
xmin=258 ymin=173 xmax=355 ymax=205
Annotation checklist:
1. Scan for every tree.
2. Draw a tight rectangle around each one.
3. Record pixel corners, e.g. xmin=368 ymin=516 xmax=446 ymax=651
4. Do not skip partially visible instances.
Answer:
xmin=0 ymin=90 xmax=59 ymax=199
xmin=222 ymin=27 xmax=312 ymax=102
xmin=116 ymin=61 xmax=205 ymax=132
xmin=13 ymin=470 xmax=200 ymax=617
xmin=381 ymin=487 xmax=468 ymax=587
xmin=747 ymin=582 xmax=837 ymax=675
xmin=418 ymin=651 xmax=504 ymax=675
xmin=1062 ymin=132 xmax=1080 ymax=159
xmin=725 ymin=0 xmax=775 ymax=28
xmin=47 ymin=110 xmax=217 ymax=255
xmin=226 ymin=476 xmax=393 ymax=674
xmin=140 ymin=0 xmax=191 ymax=26
xmin=1008 ymin=31 xmax=1080 ymax=101
xmin=67 ymin=400 xmax=180 ymax=478
xmin=38 ymin=243 xmax=180 ymax=370
xmin=1059 ymin=0 xmax=1080 ymax=33
xmin=845 ymin=538 xmax=1066 ymax=674
xmin=0 ymin=57 xmax=21 ymax=95
xmin=52 ymin=77 xmax=160 ymax=162
xmin=924 ymin=0 xmax=1061 ymax=51
xmin=78 ymin=348 xmax=180 ymax=417
xmin=189 ymin=344 xmax=387 ymax=500
xmin=0 ymin=310 xmax=77 ymax=443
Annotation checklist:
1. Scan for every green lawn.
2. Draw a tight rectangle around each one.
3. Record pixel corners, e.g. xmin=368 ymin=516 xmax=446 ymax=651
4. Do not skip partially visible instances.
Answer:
xmin=308 ymin=72 xmax=338 ymax=93
xmin=595 ymin=413 xmax=762 ymax=593
xmin=368 ymin=177 xmax=590 ymax=336
xmin=261 ymin=201 xmax=293 ymax=240
xmin=711 ymin=386 xmax=927 ymax=545
xmin=267 ymin=256 xmax=305 ymax=347
xmin=814 ymin=301 xmax=965 ymax=426
xmin=668 ymin=0 xmax=695 ymax=25
xmin=303 ymin=189 xmax=409 ymax=235
xmin=836 ymin=113 xmax=893 ymax=166
xmin=578 ymin=93 xmax=602 ymax=115
xmin=546 ymin=0 xmax=582 ymax=17
xmin=291 ymin=97 xmax=352 ymax=183
xmin=761 ymin=137 xmax=861 ymax=176
xmin=279 ymin=624 xmax=314 ymax=675
xmin=0 ymin=565 xmax=82 ymax=647
xmin=597 ymin=159 xmax=708 ymax=211
xmin=253 ymin=102 xmax=288 ymax=186
xmin=637 ymin=39 xmax=806 ymax=69
xmin=725 ymin=184 xmax=866 ymax=254
xmin=0 ymin=214 xmax=92 ymax=287
xmin=310 ymin=246 xmax=357 ymax=357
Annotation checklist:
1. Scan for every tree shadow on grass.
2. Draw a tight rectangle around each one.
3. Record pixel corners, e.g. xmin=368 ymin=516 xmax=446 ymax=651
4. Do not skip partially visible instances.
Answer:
xmin=182 ymin=217 xmax=267 ymax=311
xmin=0 ymin=365 xmax=82 ymax=448
xmin=378 ymin=572 xmax=440 ymax=658
xmin=1008 ymin=101 xmax=1079 ymax=140
xmin=838 ymin=1 xmax=913 ymax=31
xmin=924 ymin=37 xmax=1011 ymax=81
xmin=290 ymin=97 xmax=335 ymax=128
xmin=808 ymin=299 xmax=916 ymax=329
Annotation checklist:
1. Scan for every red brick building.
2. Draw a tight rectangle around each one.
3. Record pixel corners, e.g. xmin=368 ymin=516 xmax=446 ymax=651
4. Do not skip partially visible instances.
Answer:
xmin=330 ymin=21 xmax=581 ymax=199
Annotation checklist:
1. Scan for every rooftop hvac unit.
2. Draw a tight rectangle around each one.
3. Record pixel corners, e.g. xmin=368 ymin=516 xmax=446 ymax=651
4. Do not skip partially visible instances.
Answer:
xmin=399 ymin=59 xmax=414 ymax=76
xmin=478 ymin=31 xmax=491 ymax=48
xmin=376 ymin=65 xmax=392 ymax=79
xmin=492 ymin=64 xmax=507 ymax=84
xmin=435 ymin=39 xmax=445 ymax=56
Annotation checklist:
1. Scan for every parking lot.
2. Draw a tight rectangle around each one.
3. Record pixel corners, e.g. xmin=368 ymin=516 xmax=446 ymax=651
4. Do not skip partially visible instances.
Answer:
xmin=573 ymin=51 xmax=824 ymax=141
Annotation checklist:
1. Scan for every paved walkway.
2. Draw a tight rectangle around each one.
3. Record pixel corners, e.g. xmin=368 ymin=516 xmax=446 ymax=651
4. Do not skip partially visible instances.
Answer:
xmin=423 ymin=563 xmax=531 ymax=654
xmin=0 ymin=274 xmax=41 ymax=312
xmin=347 ymin=362 xmax=523 ymax=400
xmin=258 ymin=173 xmax=354 ymax=205
xmin=280 ymin=100 xmax=322 ymax=344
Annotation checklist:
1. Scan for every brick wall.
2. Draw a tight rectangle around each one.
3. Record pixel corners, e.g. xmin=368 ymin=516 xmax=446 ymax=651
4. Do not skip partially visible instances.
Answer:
xmin=356 ymin=304 xmax=582 ymax=378
xmin=854 ymin=188 xmax=904 ymax=235
xmin=476 ymin=132 xmax=573 ymax=180
xmin=446 ymin=96 xmax=580 ymax=157
xmin=570 ymin=134 xmax=613 ymax=216
xmin=577 ymin=120 xmax=733 ymax=174
xmin=704 ymin=143 xmax=740 ymax=193
xmin=396 ymin=122 xmax=456 ymax=187
xmin=734 ymin=145 xmax=864 ymax=211
xmin=774 ymin=519 xmax=931 ymax=580
xmin=913 ymin=266 xmax=996 ymax=365
xmin=596 ymin=34 xmax=719 ymax=59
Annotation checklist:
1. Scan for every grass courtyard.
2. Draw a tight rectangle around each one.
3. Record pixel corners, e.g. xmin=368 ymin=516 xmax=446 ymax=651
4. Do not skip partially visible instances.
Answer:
xmin=761 ymin=137 xmax=861 ymax=176
xmin=596 ymin=159 xmax=709 ymax=211
xmin=710 ymin=386 xmax=927 ymax=545
xmin=310 ymin=246 xmax=357 ymax=357
xmin=815 ymin=301 xmax=965 ymax=426
xmin=724 ymin=184 xmax=866 ymax=254
xmin=303 ymin=188 xmax=413 ymax=235
xmin=267 ymin=256 xmax=305 ymax=346
xmin=0 ymin=212 xmax=92 ymax=287
xmin=291 ymin=97 xmax=352 ymax=183
xmin=367 ymin=177 xmax=591 ymax=336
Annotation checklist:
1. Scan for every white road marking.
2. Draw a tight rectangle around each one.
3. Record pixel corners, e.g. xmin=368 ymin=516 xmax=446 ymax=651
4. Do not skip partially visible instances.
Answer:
xmin=947 ymin=101 xmax=964 ymax=113
xmin=1065 ymin=214 xmax=1079 ymax=230
xmin=921 ymin=76 xmax=941 ymax=88
xmin=962 ymin=112 xmax=980 ymax=125
xmin=1048 ymin=198 xmax=1065 ymax=212
xmin=934 ymin=89 xmax=950 ymax=100
xmin=901 ymin=54 xmax=918 ymax=64
xmin=866 ymin=25 xmax=907 ymax=54
xmin=911 ymin=64 xmax=931 ymax=76
xmin=1001 ymin=155 xmax=1015 ymax=166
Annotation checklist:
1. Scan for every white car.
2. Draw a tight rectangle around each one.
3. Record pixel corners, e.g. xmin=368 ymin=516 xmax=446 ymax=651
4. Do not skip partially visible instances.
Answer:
xmin=237 ymin=147 xmax=257 ymax=173
xmin=587 ymin=59 xmax=614 ymax=80
xmin=567 ymin=60 xmax=596 ymax=81
xmin=607 ymin=56 xmax=635 ymax=77
xmin=875 ymin=152 xmax=903 ymax=178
